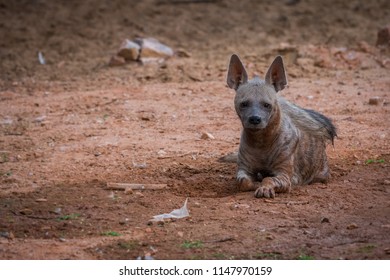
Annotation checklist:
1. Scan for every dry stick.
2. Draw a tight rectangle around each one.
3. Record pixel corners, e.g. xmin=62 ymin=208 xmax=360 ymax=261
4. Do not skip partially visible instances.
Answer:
xmin=264 ymin=199 xmax=309 ymax=205
xmin=204 ymin=236 xmax=235 ymax=243
xmin=10 ymin=210 xmax=55 ymax=220
xmin=158 ymin=0 xmax=218 ymax=4
xmin=105 ymin=182 xmax=168 ymax=191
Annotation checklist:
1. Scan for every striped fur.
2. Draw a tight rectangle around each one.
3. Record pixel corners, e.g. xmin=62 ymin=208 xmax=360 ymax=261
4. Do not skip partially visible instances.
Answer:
xmin=227 ymin=55 xmax=336 ymax=198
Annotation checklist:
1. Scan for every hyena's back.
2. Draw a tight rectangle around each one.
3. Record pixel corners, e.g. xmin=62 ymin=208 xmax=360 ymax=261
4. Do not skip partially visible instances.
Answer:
xmin=279 ymin=97 xmax=336 ymax=144
xmin=279 ymin=97 xmax=337 ymax=185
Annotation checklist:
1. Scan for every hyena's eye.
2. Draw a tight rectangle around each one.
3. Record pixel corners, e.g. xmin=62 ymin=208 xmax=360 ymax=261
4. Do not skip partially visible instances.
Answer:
xmin=263 ymin=102 xmax=272 ymax=109
xmin=240 ymin=101 xmax=250 ymax=108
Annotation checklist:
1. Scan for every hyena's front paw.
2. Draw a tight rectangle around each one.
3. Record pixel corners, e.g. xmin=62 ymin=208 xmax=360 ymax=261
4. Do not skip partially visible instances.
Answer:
xmin=254 ymin=185 xmax=275 ymax=198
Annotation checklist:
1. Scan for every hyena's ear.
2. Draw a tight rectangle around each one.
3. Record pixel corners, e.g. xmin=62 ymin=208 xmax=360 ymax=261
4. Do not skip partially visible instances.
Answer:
xmin=227 ymin=54 xmax=248 ymax=90
xmin=265 ymin=56 xmax=287 ymax=92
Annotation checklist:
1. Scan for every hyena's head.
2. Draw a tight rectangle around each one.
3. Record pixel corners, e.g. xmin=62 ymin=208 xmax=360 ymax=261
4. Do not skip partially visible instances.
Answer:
xmin=227 ymin=55 xmax=287 ymax=131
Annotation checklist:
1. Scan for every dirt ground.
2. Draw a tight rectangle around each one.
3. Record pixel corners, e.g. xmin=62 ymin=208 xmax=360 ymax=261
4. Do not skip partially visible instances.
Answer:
xmin=0 ymin=0 xmax=389 ymax=260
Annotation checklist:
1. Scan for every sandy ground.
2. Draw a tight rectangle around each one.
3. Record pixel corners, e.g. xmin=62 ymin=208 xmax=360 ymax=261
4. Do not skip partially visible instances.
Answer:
xmin=0 ymin=0 xmax=389 ymax=259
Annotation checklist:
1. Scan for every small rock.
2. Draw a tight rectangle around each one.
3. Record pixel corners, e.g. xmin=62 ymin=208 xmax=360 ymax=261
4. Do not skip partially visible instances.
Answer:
xmin=376 ymin=24 xmax=390 ymax=47
xmin=230 ymin=203 xmax=250 ymax=210
xmin=0 ymin=231 xmax=14 ymax=240
xmin=108 ymin=55 xmax=126 ymax=67
xmin=134 ymin=191 xmax=144 ymax=198
xmin=33 ymin=115 xmax=47 ymax=123
xmin=139 ymin=112 xmax=155 ymax=121
xmin=346 ymin=223 xmax=358 ymax=230
xmin=321 ymin=217 xmax=330 ymax=223
xmin=368 ymin=96 xmax=383 ymax=105
xmin=175 ymin=49 xmax=191 ymax=58
xmin=117 ymin=39 xmax=140 ymax=61
xmin=38 ymin=51 xmax=46 ymax=65
xmin=1 ymin=117 xmax=13 ymax=125
xmin=201 ymin=132 xmax=215 ymax=140
xmin=177 ymin=231 xmax=184 ymax=238
xmin=136 ymin=37 xmax=173 ymax=61
xmin=133 ymin=162 xmax=147 ymax=169
xmin=124 ymin=188 xmax=134 ymax=195
xmin=145 ymin=227 xmax=153 ymax=233
xmin=384 ymin=248 xmax=390 ymax=255
xmin=357 ymin=41 xmax=376 ymax=54
xmin=265 ymin=233 xmax=275 ymax=240
xmin=108 ymin=191 xmax=115 ymax=199
xmin=144 ymin=253 xmax=154 ymax=260
xmin=35 ymin=198 xmax=47 ymax=202
xmin=20 ymin=208 xmax=33 ymax=215
xmin=157 ymin=149 xmax=167 ymax=158
xmin=57 ymin=61 xmax=65 ymax=68
xmin=275 ymin=42 xmax=298 ymax=64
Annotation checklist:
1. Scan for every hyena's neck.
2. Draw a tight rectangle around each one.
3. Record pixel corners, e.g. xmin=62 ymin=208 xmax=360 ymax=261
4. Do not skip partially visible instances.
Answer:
xmin=242 ymin=105 xmax=282 ymax=148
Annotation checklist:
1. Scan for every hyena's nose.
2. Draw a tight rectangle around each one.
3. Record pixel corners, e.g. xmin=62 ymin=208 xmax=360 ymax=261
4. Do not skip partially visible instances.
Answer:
xmin=249 ymin=116 xmax=261 ymax=125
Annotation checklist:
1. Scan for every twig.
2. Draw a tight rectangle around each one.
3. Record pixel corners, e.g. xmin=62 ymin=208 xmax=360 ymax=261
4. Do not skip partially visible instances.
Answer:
xmin=157 ymin=0 xmax=218 ymax=5
xmin=10 ymin=210 xmax=55 ymax=220
xmin=205 ymin=236 xmax=235 ymax=243
xmin=264 ymin=199 xmax=309 ymax=205
xmin=105 ymin=182 xmax=168 ymax=191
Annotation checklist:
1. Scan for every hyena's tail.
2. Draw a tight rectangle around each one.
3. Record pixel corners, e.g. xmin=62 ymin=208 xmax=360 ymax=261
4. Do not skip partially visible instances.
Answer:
xmin=302 ymin=108 xmax=337 ymax=145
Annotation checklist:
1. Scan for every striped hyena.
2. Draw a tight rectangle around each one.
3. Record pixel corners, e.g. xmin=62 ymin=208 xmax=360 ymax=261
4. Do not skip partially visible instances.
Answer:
xmin=227 ymin=55 xmax=337 ymax=198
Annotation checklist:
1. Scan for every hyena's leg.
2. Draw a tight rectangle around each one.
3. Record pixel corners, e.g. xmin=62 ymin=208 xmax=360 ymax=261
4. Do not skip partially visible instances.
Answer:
xmin=254 ymin=172 xmax=292 ymax=198
xmin=236 ymin=169 xmax=257 ymax=192
xmin=311 ymin=162 xmax=330 ymax=184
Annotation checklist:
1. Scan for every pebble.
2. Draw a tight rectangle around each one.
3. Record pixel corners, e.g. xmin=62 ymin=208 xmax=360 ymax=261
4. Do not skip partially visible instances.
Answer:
xmin=20 ymin=208 xmax=33 ymax=215
xmin=266 ymin=233 xmax=275 ymax=240
xmin=117 ymin=39 xmax=140 ymax=61
xmin=321 ymin=217 xmax=330 ymax=223
xmin=175 ymin=49 xmax=191 ymax=58
xmin=144 ymin=254 xmax=154 ymax=260
xmin=157 ymin=149 xmax=167 ymax=158
xmin=134 ymin=191 xmax=144 ymax=198
xmin=33 ymin=115 xmax=47 ymax=123
xmin=108 ymin=55 xmax=126 ymax=67
xmin=1 ymin=232 xmax=9 ymax=238
xmin=136 ymin=37 xmax=174 ymax=59
xmin=133 ymin=162 xmax=147 ymax=169
xmin=124 ymin=188 xmax=134 ymax=195
xmin=368 ymin=96 xmax=383 ymax=105
xmin=346 ymin=223 xmax=358 ymax=230
xmin=200 ymin=132 xmax=215 ymax=140
xmin=1 ymin=117 xmax=13 ymax=125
